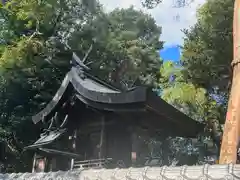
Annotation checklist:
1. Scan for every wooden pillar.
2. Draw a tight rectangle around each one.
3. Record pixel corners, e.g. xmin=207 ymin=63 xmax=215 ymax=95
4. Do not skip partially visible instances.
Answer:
xmin=32 ymin=153 xmax=37 ymax=173
xmin=131 ymin=131 xmax=138 ymax=166
xmin=49 ymin=157 xmax=56 ymax=172
xmin=70 ymin=130 xmax=77 ymax=170
xmin=99 ymin=116 xmax=106 ymax=159
xmin=219 ymin=0 xmax=240 ymax=164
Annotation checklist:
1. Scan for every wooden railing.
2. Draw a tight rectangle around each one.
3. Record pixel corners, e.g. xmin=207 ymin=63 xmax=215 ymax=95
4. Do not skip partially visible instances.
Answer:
xmin=73 ymin=158 xmax=113 ymax=169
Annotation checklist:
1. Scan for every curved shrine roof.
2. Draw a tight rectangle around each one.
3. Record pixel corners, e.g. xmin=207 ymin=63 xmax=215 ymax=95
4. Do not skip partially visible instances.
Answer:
xmin=32 ymin=66 xmax=204 ymax=137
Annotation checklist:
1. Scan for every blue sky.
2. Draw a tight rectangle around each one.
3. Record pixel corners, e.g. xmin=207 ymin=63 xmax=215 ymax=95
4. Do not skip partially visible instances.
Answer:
xmin=160 ymin=45 xmax=181 ymax=62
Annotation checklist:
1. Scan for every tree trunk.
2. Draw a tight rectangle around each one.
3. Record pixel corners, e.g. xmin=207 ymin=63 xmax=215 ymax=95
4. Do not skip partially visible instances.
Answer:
xmin=219 ymin=0 xmax=240 ymax=164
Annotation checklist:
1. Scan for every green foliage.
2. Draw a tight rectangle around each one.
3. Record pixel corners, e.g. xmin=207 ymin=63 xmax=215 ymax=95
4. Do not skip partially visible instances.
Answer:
xmin=3 ymin=0 xmax=57 ymax=28
xmin=175 ymin=0 xmax=233 ymax=141
xmin=141 ymin=0 xmax=162 ymax=9
xmin=0 ymin=0 xmax=230 ymax=170
xmin=0 ymin=0 xmax=163 ymax=172
xmin=159 ymin=61 xmax=207 ymax=121
xmin=156 ymin=0 xmax=233 ymax=154
xmin=159 ymin=61 xmax=223 ymax=155
xmin=0 ymin=0 xmax=101 ymax=172
xmin=69 ymin=7 xmax=163 ymax=89
xmin=182 ymin=0 xmax=233 ymax=95
xmin=0 ymin=37 xmax=43 ymax=71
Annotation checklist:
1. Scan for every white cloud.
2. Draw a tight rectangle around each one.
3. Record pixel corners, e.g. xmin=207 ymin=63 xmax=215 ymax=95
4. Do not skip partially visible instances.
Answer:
xmin=99 ymin=0 xmax=140 ymax=11
xmin=99 ymin=0 xmax=206 ymax=46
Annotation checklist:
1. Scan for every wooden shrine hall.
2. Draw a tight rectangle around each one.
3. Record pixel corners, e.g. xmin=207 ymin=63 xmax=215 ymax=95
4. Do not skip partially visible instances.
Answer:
xmin=25 ymin=53 xmax=204 ymax=172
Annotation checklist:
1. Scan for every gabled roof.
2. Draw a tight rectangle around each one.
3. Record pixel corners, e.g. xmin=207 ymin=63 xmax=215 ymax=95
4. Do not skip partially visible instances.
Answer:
xmin=32 ymin=67 xmax=147 ymax=124
xmin=25 ymin=129 xmax=66 ymax=149
xmin=32 ymin=54 xmax=204 ymax=137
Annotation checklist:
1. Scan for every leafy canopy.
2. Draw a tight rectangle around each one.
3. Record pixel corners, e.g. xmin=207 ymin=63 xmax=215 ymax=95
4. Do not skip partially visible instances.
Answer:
xmin=0 ymin=0 xmax=163 ymax=172
xmin=68 ymin=7 xmax=163 ymax=89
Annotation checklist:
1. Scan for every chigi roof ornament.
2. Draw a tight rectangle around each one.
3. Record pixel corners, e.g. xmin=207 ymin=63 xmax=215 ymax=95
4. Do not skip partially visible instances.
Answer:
xmin=65 ymin=39 xmax=94 ymax=70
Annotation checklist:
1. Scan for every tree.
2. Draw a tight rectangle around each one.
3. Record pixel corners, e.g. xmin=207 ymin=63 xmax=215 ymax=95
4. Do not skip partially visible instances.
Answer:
xmin=181 ymin=0 xmax=233 ymax=104
xmin=0 ymin=1 xmax=163 ymax=172
xmin=0 ymin=0 xmax=100 ymax=172
xmin=176 ymin=0 xmax=234 ymax=152
xmin=139 ymin=0 xmax=232 ymax=163
xmin=141 ymin=0 xmax=162 ymax=8
xmin=68 ymin=7 xmax=163 ymax=90
xmin=158 ymin=61 xmax=223 ymax=162
xmin=159 ymin=61 xmax=207 ymax=120
xmin=141 ymin=0 xmax=194 ymax=9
